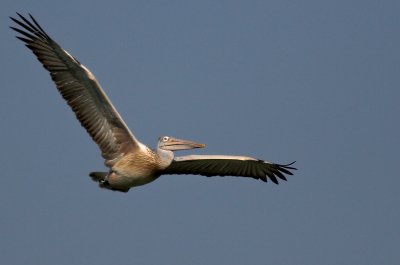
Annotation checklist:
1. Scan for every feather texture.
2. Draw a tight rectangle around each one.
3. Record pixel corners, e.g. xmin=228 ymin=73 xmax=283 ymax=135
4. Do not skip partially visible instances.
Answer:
xmin=10 ymin=13 xmax=138 ymax=166
xmin=163 ymin=155 xmax=296 ymax=184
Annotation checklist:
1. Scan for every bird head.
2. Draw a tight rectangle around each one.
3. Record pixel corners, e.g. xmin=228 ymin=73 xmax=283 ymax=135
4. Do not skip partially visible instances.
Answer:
xmin=158 ymin=136 xmax=205 ymax=151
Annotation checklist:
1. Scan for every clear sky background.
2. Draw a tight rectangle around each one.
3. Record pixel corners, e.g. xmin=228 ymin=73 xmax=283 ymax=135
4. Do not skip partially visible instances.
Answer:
xmin=1 ymin=1 xmax=399 ymax=264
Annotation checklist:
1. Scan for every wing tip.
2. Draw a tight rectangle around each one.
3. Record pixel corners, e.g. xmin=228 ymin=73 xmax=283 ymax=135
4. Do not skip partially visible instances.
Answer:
xmin=10 ymin=12 xmax=51 ymax=41
xmin=278 ymin=161 xmax=297 ymax=172
xmin=263 ymin=160 xmax=297 ymax=184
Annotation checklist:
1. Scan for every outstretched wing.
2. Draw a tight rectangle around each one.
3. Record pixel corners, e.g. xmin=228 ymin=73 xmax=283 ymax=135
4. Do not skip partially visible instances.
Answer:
xmin=10 ymin=13 xmax=140 ymax=166
xmin=162 ymin=155 xmax=296 ymax=184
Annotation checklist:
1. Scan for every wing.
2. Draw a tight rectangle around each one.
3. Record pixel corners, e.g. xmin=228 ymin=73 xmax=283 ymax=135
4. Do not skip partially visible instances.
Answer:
xmin=162 ymin=155 xmax=296 ymax=184
xmin=10 ymin=13 xmax=140 ymax=166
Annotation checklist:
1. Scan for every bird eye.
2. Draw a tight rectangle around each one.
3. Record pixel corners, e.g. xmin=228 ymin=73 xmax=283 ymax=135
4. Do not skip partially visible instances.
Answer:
xmin=162 ymin=136 xmax=169 ymax=142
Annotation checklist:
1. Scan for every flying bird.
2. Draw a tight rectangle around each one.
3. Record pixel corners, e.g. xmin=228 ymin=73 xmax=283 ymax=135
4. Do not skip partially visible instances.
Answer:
xmin=10 ymin=13 xmax=296 ymax=192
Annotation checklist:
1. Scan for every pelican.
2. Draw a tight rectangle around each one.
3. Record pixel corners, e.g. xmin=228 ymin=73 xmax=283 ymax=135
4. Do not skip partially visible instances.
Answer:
xmin=10 ymin=13 xmax=296 ymax=192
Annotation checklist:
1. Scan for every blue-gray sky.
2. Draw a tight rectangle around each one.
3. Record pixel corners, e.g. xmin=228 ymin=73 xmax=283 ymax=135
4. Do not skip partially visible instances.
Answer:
xmin=1 ymin=1 xmax=399 ymax=264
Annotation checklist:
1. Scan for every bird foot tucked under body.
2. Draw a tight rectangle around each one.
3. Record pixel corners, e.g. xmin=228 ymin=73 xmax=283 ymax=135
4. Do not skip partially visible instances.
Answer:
xmin=89 ymin=171 xmax=129 ymax=193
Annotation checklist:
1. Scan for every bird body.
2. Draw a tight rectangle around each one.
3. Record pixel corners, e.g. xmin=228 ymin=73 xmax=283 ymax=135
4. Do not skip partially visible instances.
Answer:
xmin=106 ymin=146 xmax=162 ymax=190
xmin=11 ymin=13 xmax=296 ymax=192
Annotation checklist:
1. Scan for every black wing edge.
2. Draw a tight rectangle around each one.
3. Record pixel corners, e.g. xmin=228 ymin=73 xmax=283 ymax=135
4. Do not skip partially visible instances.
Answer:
xmin=10 ymin=13 xmax=51 ymax=43
xmin=10 ymin=13 xmax=82 ymax=65
xmin=162 ymin=159 xmax=297 ymax=185
xmin=274 ymin=161 xmax=297 ymax=176
xmin=256 ymin=160 xmax=297 ymax=184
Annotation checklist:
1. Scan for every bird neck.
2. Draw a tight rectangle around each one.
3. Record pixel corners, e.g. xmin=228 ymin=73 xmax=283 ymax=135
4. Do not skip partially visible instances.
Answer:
xmin=156 ymin=148 xmax=174 ymax=168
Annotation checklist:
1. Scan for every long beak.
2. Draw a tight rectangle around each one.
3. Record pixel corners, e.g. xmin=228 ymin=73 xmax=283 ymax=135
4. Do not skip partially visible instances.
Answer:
xmin=163 ymin=137 xmax=206 ymax=151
